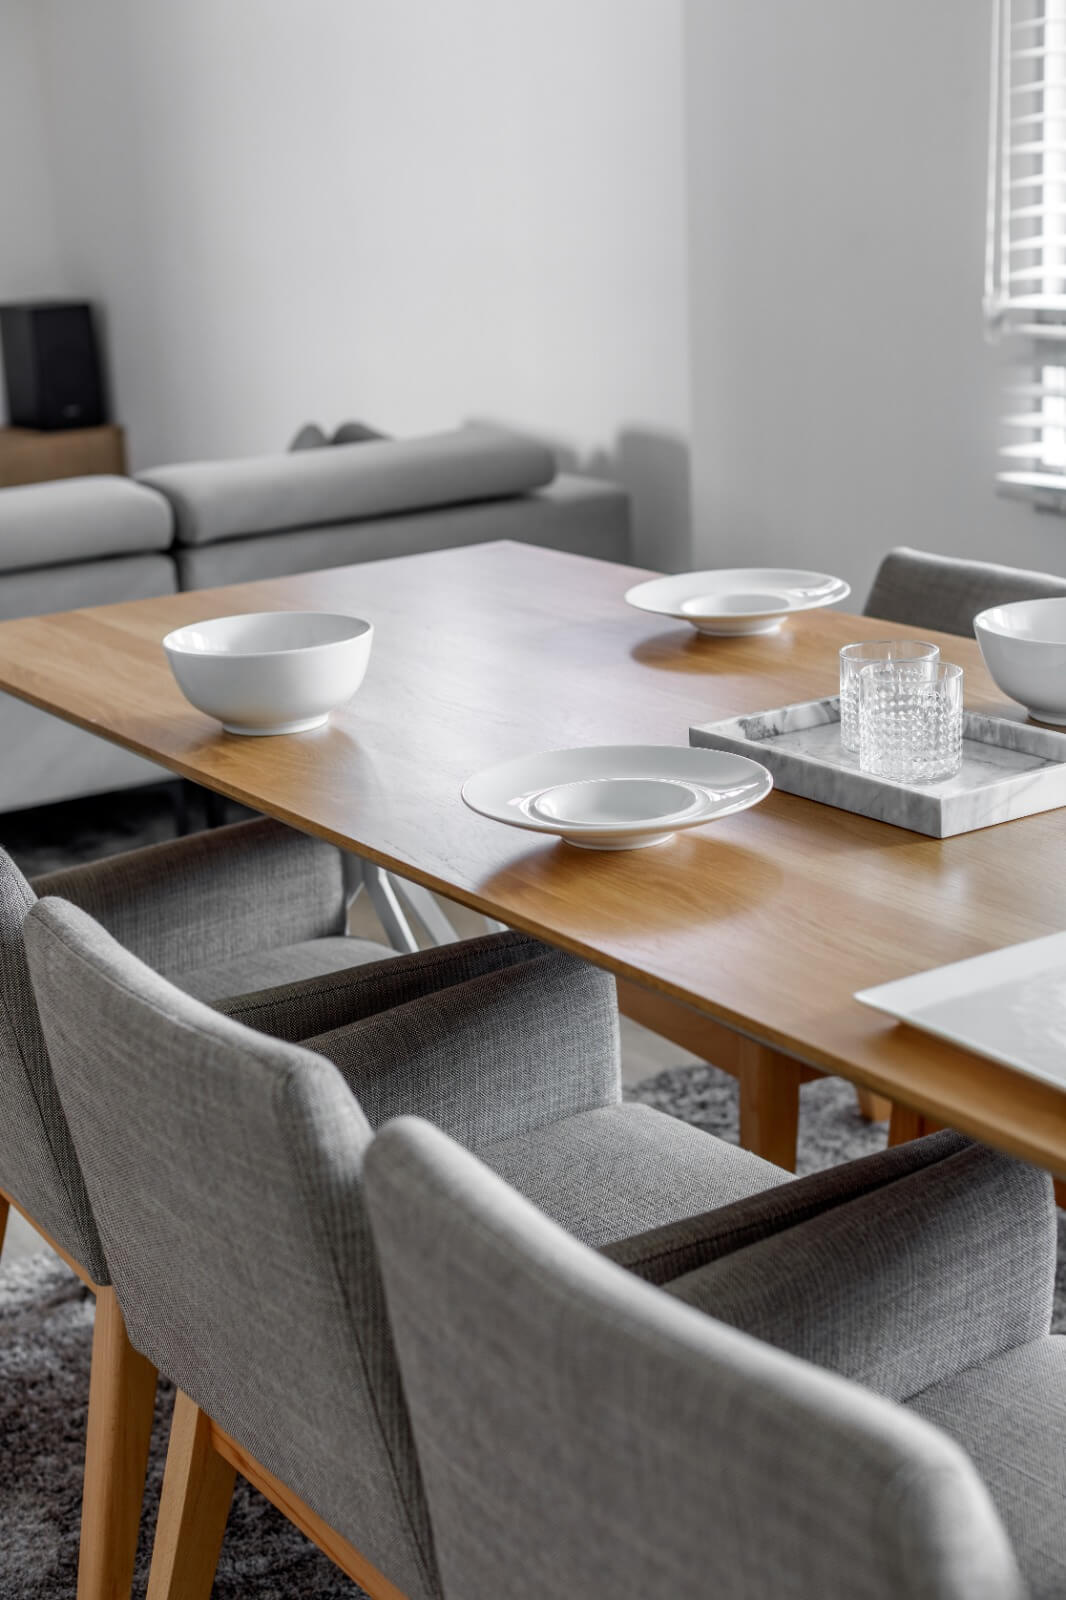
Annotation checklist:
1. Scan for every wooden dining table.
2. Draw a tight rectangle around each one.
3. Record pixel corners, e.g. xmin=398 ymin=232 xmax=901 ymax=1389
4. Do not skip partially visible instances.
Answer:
xmin=1 ymin=539 xmax=1064 ymax=1178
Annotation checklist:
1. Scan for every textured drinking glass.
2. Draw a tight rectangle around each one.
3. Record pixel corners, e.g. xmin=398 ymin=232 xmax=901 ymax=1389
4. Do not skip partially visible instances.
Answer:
xmin=858 ymin=661 xmax=964 ymax=783
xmin=838 ymin=640 xmax=940 ymax=753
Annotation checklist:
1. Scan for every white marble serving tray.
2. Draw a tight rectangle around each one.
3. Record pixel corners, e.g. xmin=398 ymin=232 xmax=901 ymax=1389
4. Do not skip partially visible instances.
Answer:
xmin=690 ymin=696 xmax=1066 ymax=837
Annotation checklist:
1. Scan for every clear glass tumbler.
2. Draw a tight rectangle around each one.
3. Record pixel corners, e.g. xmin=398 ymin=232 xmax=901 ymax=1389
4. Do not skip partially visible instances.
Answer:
xmin=858 ymin=661 xmax=964 ymax=783
xmin=838 ymin=640 xmax=940 ymax=753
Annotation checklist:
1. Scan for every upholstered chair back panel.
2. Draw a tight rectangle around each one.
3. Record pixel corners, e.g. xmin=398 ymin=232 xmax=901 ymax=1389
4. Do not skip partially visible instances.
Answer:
xmin=864 ymin=546 xmax=1066 ymax=638
xmin=26 ymin=896 xmax=438 ymax=1600
xmin=365 ymin=1117 xmax=1025 ymax=1600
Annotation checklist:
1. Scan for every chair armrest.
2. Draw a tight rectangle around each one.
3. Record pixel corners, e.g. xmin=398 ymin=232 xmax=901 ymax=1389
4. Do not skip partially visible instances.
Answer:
xmin=661 ymin=1139 xmax=1056 ymax=1403
xmin=32 ymin=817 xmax=346 ymax=977
xmin=258 ymin=934 xmax=621 ymax=1145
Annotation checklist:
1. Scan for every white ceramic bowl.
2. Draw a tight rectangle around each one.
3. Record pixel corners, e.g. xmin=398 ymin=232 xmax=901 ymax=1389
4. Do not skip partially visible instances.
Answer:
xmin=974 ymin=598 xmax=1066 ymax=726
xmin=163 ymin=611 xmax=373 ymax=735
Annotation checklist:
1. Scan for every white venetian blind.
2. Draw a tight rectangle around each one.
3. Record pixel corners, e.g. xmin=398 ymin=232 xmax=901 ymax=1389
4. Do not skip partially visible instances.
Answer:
xmin=986 ymin=0 xmax=1066 ymax=500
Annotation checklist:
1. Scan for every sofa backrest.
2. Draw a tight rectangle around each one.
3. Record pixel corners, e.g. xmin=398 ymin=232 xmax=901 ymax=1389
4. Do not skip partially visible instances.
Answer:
xmin=139 ymin=425 xmax=557 ymax=548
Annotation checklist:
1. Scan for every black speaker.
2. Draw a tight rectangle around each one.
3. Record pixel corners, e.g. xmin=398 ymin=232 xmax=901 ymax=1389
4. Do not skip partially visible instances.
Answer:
xmin=0 ymin=301 xmax=106 ymax=431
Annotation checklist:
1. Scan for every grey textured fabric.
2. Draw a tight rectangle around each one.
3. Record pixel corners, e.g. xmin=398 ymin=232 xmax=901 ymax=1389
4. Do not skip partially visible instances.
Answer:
xmin=604 ymin=1127 xmax=972 ymax=1282
xmin=174 ymin=474 xmax=630 ymax=589
xmin=0 ymin=475 xmax=172 ymax=573
xmin=364 ymin=1118 xmax=1026 ymax=1600
xmin=0 ymin=850 xmax=106 ymax=1280
xmin=178 ymin=935 xmax=391 ymax=1004
xmin=663 ymin=1140 xmax=1055 ymax=1403
xmin=140 ymin=425 xmax=556 ymax=547
xmin=481 ymin=1103 xmax=787 ymax=1247
xmin=864 ymin=546 xmax=1066 ymax=637
xmin=26 ymin=896 xmax=438 ymax=1600
xmin=0 ymin=551 xmax=176 ymax=622
xmin=910 ymin=1337 xmax=1066 ymax=1600
xmin=332 ymin=422 xmax=389 ymax=445
xmin=24 ymin=907 xmax=635 ymax=1600
xmin=33 ymin=817 xmax=347 ymax=978
xmin=213 ymin=928 xmax=559 ymax=1043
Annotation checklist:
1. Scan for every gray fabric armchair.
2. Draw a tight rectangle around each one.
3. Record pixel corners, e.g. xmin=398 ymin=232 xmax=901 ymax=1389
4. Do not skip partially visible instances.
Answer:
xmin=0 ymin=817 xmax=391 ymax=1600
xmin=25 ymin=893 xmax=787 ymax=1600
xmin=364 ymin=1117 xmax=1066 ymax=1600
xmin=864 ymin=546 xmax=1066 ymax=637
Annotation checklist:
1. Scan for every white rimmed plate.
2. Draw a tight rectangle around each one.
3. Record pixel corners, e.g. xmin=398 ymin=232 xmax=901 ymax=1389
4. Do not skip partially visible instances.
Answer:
xmin=461 ymin=745 xmax=773 ymax=850
xmin=625 ymin=568 xmax=851 ymax=637
xmin=855 ymin=932 xmax=1066 ymax=1091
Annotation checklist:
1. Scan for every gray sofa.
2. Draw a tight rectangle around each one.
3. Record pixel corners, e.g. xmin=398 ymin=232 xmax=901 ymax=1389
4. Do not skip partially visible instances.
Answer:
xmin=0 ymin=426 xmax=629 ymax=814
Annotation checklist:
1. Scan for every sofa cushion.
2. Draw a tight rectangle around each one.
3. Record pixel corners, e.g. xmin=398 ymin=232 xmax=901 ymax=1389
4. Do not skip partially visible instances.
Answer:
xmin=0 ymin=475 xmax=173 ymax=573
xmin=139 ymin=425 xmax=557 ymax=547
xmin=175 ymin=475 xmax=631 ymax=589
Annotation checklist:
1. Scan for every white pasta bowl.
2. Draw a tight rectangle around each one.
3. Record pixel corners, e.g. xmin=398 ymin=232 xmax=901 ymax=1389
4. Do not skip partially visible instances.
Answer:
xmin=163 ymin=611 xmax=373 ymax=735
xmin=974 ymin=598 xmax=1066 ymax=726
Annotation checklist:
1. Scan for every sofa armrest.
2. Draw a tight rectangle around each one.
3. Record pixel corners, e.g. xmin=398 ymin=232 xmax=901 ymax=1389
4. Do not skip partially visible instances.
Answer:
xmin=660 ymin=1139 xmax=1056 ymax=1403
xmin=257 ymin=936 xmax=622 ymax=1145
xmin=32 ymin=817 xmax=347 ymax=976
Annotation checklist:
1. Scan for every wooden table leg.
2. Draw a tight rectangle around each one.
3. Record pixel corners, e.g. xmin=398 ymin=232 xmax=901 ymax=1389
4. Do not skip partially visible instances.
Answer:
xmin=737 ymin=1038 xmax=804 ymax=1172
xmin=855 ymin=1087 xmax=893 ymax=1122
xmin=887 ymin=1104 xmax=942 ymax=1147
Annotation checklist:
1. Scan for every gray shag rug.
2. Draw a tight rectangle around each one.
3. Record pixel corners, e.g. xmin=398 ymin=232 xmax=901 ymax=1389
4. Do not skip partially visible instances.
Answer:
xmin=1 ymin=790 xmax=1063 ymax=1597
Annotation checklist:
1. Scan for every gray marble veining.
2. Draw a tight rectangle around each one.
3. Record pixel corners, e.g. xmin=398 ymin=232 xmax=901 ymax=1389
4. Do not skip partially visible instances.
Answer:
xmin=690 ymin=697 xmax=1066 ymax=837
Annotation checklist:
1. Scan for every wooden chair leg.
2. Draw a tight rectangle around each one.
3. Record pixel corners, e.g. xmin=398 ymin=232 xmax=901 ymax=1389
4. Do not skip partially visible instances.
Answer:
xmin=0 ymin=1190 xmax=9 ymax=1260
xmin=147 ymin=1391 xmax=236 ymax=1600
xmin=78 ymin=1286 xmax=159 ymax=1600
xmin=737 ymin=1038 xmax=803 ymax=1171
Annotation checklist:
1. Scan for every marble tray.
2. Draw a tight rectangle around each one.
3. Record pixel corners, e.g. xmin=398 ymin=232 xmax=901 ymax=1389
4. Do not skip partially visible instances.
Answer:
xmin=689 ymin=696 xmax=1066 ymax=837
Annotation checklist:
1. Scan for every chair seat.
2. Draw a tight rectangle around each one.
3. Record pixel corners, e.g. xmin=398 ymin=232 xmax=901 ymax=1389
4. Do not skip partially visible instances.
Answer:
xmin=908 ymin=1335 xmax=1066 ymax=1600
xmin=175 ymin=935 xmax=394 ymax=1004
xmin=480 ymin=1102 xmax=789 ymax=1249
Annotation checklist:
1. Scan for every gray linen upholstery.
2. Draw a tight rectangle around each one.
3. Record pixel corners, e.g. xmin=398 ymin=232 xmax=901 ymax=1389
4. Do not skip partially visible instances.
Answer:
xmin=864 ymin=546 xmax=1066 ymax=637
xmin=174 ymin=475 xmax=631 ymax=588
xmin=179 ymin=935 xmax=390 ymax=1004
xmin=364 ymin=1117 xmax=1027 ymax=1600
xmin=0 ymin=475 xmax=172 ymax=573
xmin=140 ymin=425 xmax=556 ymax=547
xmin=0 ymin=551 xmax=176 ymax=622
xmin=481 ymin=1103 xmax=787 ymax=1247
xmin=0 ymin=817 xmax=376 ymax=1280
xmin=24 ymin=904 xmax=645 ymax=1600
xmin=662 ymin=1138 xmax=1055 ymax=1403
xmin=33 ymin=817 xmax=349 ymax=979
xmin=602 ymin=1126 xmax=972 ymax=1282
xmin=911 ymin=1338 xmax=1066 ymax=1600
xmin=0 ymin=849 xmax=106 ymax=1280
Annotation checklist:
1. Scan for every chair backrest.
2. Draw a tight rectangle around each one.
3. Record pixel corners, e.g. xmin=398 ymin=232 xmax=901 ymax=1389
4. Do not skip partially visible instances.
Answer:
xmin=864 ymin=546 xmax=1066 ymax=637
xmin=25 ymin=895 xmax=439 ymax=1600
xmin=364 ymin=1116 xmax=1026 ymax=1600
xmin=0 ymin=849 xmax=106 ymax=1280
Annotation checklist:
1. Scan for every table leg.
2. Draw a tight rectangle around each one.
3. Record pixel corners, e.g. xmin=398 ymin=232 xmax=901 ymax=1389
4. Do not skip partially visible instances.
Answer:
xmin=887 ymin=1104 xmax=940 ymax=1147
xmin=737 ymin=1038 xmax=804 ymax=1173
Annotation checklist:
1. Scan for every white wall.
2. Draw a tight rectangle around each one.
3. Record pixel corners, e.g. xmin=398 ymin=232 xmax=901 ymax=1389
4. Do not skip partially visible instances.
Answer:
xmin=0 ymin=0 xmax=68 ymax=422
xmin=32 ymin=0 xmax=691 ymax=568
xmin=685 ymin=0 xmax=1066 ymax=599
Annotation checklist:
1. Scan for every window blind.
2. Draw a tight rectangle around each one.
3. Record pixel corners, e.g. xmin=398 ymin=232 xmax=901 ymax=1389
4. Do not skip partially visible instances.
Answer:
xmin=986 ymin=0 xmax=1066 ymax=501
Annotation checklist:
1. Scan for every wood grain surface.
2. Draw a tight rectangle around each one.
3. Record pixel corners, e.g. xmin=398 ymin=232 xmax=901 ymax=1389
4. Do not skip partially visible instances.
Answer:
xmin=1 ymin=540 xmax=1064 ymax=1174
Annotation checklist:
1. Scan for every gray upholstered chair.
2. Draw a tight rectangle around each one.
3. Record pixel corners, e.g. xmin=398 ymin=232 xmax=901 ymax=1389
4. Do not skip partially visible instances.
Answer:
xmin=365 ymin=1116 xmax=1066 ymax=1600
xmin=0 ymin=817 xmax=391 ymax=1600
xmin=24 ymin=894 xmax=787 ymax=1600
xmin=864 ymin=546 xmax=1066 ymax=638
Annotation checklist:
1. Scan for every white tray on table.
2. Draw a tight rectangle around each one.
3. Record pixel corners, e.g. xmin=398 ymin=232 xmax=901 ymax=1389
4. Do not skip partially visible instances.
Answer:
xmin=689 ymin=695 xmax=1066 ymax=838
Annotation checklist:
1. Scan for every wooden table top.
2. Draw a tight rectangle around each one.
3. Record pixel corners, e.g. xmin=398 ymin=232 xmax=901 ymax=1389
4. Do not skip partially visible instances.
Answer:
xmin=1 ymin=540 xmax=1064 ymax=1174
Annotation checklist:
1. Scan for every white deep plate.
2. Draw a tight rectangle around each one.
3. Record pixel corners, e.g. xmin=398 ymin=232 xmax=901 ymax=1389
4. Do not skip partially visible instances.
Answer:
xmin=625 ymin=568 xmax=851 ymax=636
xmin=855 ymin=932 xmax=1066 ymax=1091
xmin=462 ymin=745 xmax=773 ymax=850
